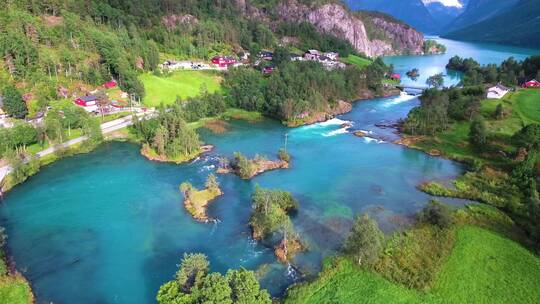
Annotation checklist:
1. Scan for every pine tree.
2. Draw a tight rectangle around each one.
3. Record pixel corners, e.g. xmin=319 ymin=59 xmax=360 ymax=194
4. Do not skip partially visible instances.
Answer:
xmin=2 ymin=85 xmax=27 ymax=118
xmin=469 ymin=115 xmax=488 ymax=151
xmin=344 ymin=214 xmax=384 ymax=267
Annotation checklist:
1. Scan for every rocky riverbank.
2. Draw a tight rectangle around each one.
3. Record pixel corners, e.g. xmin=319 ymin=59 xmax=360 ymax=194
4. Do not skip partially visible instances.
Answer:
xmin=217 ymin=151 xmax=290 ymax=179
xmin=180 ymin=178 xmax=223 ymax=223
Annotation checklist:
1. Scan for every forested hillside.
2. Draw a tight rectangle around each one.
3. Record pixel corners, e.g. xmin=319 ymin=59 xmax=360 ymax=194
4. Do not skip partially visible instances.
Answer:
xmin=445 ymin=0 xmax=518 ymax=32
xmin=0 ymin=0 xmax=424 ymax=117
xmin=343 ymin=0 xmax=439 ymax=33
xmin=444 ymin=0 xmax=540 ymax=49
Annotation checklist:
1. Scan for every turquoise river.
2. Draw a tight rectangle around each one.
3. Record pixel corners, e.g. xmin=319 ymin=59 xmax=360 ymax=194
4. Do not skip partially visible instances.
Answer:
xmin=0 ymin=38 xmax=538 ymax=303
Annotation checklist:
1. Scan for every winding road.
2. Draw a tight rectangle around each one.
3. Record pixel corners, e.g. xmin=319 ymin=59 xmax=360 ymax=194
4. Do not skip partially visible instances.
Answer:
xmin=0 ymin=110 xmax=155 ymax=187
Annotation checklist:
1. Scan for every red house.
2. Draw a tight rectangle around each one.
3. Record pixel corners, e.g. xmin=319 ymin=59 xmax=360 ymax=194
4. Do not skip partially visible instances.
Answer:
xmin=211 ymin=56 xmax=237 ymax=67
xmin=75 ymin=95 xmax=98 ymax=107
xmin=523 ymin=79 xmax=540 ymax=88
xmin=391 ymin=73 xmax=401 ymax=81
xmin=104 ymin=80 xmax=117 ymax=89
xmin=262 ymin=66 xmax=275 ymax=75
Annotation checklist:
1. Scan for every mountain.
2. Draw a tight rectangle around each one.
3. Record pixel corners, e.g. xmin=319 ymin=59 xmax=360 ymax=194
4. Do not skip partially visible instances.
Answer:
xmin=343 ymin=0 xmax=440 ymax=34
xmin=445 ymin=0 xmax=519 ymax=32
xmin=272 ymin=1 xmax=425 ymax=56
xmin=0 ymin=0 xmax=426 ymax=104
xmin=444 ymin=0 xmax=540 ymax=49
xmin=424 ymin=2 xmax=464 ymax=28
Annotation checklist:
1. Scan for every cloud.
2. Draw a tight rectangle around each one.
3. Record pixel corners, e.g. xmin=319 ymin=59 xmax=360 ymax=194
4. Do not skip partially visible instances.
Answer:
xmin=423 ymin=0 xmax=463 ymax=8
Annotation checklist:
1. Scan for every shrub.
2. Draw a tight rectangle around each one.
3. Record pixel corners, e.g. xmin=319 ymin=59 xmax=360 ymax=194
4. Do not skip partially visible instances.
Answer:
xmin=343 ymin=214 xmax=384 ymax=267
xmin=418 ymin=201 xmax=454 ymax=229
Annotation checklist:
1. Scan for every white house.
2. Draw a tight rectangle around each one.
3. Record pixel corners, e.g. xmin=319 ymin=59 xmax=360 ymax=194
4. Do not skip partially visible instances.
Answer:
xmin=324 ymin=52 xmax=339 ymax=61
xmin=487 ymin=84 xmax=509 ymax=99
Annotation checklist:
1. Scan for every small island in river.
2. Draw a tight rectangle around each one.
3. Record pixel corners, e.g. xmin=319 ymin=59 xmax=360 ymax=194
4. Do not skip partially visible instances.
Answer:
xmin=180 ymin=174 xmax=223 ymax=223
xmin=249 ymin=186 xmax=305 ymax=263
xmin=217 ymin=149 xmax=291 ymax=179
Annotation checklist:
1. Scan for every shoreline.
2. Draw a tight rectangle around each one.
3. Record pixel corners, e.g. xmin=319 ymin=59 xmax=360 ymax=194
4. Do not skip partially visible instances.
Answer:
xmin=284 ymin=88 xmax=401 ymax=128
xmin=140 ymin=144 xmax=214 ymax=165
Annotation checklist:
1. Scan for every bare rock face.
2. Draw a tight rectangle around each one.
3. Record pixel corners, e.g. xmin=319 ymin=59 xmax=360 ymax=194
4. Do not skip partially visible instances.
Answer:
xmin=371 ymin=17 xmax=424 ymax=55
xmin=273 ymin=1 xmax=424 ymax=57
xmin=161 ymin=14 xmax=198 ymax=30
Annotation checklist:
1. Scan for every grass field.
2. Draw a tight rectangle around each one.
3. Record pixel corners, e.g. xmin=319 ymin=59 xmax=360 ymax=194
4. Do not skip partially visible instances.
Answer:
xmin=285 ymin=226 xmax=540 ymax=304
xmin=411 ymin=89 xmax=540 ymax=163
xmin=0 ymin=274 xmax=33 ymax=304
xmin=431 ymin=226 xmax=540 ymax=304
xmin=140 ymin=70 xmax=222 ymax=107
xmin=341 ymin=55 xmax=372 ymax=68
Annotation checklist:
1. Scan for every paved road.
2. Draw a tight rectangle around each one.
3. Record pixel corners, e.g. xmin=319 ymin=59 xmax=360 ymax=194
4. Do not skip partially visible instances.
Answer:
xmin=0 ymin=111 xmax=155 ymax=186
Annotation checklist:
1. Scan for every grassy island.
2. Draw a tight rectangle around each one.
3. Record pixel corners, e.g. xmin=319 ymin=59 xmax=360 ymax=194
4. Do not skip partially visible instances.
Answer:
xmin=249 ymin=186 xmax=304 ymax=263
xmin=180 ymin=174 xmax=223 ymax=223
xmin=217 ymin=150 xmax=290 ymax=179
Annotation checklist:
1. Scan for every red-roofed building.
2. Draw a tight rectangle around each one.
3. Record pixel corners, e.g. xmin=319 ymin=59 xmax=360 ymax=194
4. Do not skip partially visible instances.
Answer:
xmin=104 ymin=80 xmax=117 ymax=89
xmin=391 ymin=73 xmax=401 ymax=80
xmin=211 ymin=56 xmax=236 ymax=68
xmin=523 ymin=79 xmax=540 ymax=88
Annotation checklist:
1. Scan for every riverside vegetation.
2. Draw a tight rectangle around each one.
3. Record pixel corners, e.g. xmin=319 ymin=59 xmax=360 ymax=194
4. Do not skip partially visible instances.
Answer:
xmin=284 ymin=56 xmax=540 ymax=303
xmin=1 ymin=1 xmax=539 ymax=304
xmin=217 ymin=150 xmax=291 ymax=179
xmin=249 ymin=186 xmax=303 ymax=263
xmin=180 ymin=174 xmax=223 ymax=223
xmin=400 ymin=55 xmax=540 ymax=245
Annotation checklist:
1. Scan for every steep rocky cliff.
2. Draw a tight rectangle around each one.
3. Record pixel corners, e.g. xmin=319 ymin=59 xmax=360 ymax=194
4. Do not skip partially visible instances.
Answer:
xmin=268 ymin=1 xmax=425 ymax=57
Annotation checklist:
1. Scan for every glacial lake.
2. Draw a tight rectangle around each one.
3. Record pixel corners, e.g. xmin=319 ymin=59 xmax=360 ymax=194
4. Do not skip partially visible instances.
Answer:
xmin=1 ymin=38 xmax=538 ymax=303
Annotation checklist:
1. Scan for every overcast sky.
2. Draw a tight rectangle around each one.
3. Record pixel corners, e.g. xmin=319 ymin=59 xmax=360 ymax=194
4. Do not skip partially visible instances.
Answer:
xmin=422 ymin=0 xmax=463 ymax=8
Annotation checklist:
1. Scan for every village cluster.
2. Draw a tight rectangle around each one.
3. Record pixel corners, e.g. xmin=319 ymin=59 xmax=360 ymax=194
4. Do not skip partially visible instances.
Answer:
xmin=162 ymin=49 xmax=346 ymax=74
xmin=487 ymin=79 xmax=540 ymax=99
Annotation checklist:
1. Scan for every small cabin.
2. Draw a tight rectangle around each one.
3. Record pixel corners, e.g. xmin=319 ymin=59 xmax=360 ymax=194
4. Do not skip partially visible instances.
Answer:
xmin=487 ymin=84 xmax=509 ymax=99
xmin=257 ymin=51 xmax=274 ymax=61
xmin=263 ymin=66 xmax=275 ymax=75
xmin=390 ymin=73 xmax=401 ymax=81
xmin=523 ymin=79 xmax=540 ymax=88
xmin=211 ymin=56 xmax=237 ymax=67
xmin=304 ymin=50 xmax=321 ymax=61
xmin=104 ymin=80 xmax=117 ymax=89
xmin=324 ymin=52 xmax=339 ymax=61
xmin=75 ymin=95 xmax=98 ymax=107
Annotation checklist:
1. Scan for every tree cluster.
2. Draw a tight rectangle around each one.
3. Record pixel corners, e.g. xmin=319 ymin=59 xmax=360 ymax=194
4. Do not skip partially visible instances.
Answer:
xmin=446 ymin=55 xmax=540 ymax=86
xmin=224 ymin=59 xmax=389 ymax=122
xmin=249 ymin=186 xmax=298 ymax=241
xmin=135 ymin=107 xmax=202 ymax=159
xmin=402 ymin=86 xmax=485 ymax=135
xmin=343 ymin=213 xmax=384 ymax=267
xmin=157 ymin=253 xmax=271 ymax=304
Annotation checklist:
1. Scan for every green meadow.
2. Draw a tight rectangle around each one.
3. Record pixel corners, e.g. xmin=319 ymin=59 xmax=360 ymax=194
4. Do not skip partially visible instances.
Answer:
xmin=286 ymin=226 xmax=540 ymax=304
xmin=411 ymin=89 xmax=540 ymax=163
xmin=140 ymin=70 xmax=222 ymax=107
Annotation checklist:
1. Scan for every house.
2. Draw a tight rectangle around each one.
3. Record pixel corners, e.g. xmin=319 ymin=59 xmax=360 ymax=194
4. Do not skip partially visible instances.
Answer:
xmin=487 ymin=84 xmax=510 ymax=99
xmin=262 ymin=66 xmax=275 ymax=75
xmin=319 ymin=55 xmax=331 ymax=62
xmin=523 ymin=79 xmax=540 ymax=88
xmin=324 ymin=52 xmax=339 ymax=61
xmin=391 ymin=73 xmax=401 ymax=81
xmin=163 ymin=60 xmax=193 ymax=70
xmin=74 ymin=95 xmax=99 ymax=112
xmin=104 ymin=80 xmax=117 ymax=89
xmin=304 ymin=50 xmax=321 ymax=61
xmin=257 ymin=51 xmax=274 ymax=61
xmin=211 ymin=56 xmax=237 ymax=68
xmin=290 ymin=54 xmax=304 ymax=62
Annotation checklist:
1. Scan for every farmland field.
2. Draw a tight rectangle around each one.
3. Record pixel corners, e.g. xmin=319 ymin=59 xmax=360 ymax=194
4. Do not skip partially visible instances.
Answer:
xmin=140 ymin=70 xmax=222 ymax=107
